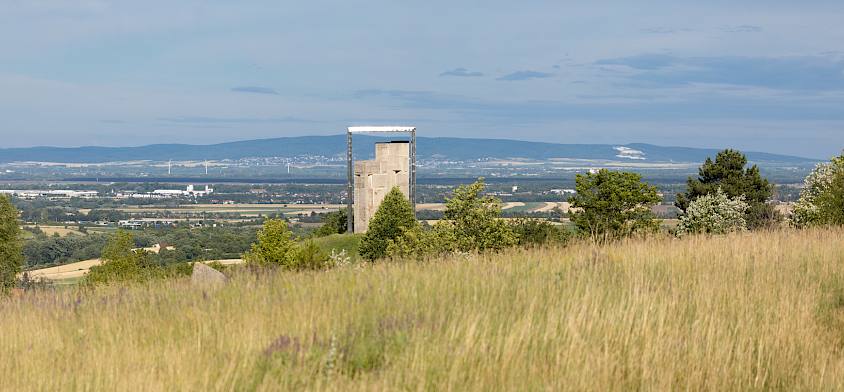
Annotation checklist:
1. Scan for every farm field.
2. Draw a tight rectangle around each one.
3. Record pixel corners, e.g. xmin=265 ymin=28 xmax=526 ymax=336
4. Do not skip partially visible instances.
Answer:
xmin=25 ymin=225 xmax=86 ymax=237
xmin=25 ymin=258 xmax=102 ymax=280
xmin=4 ymin=228 xmax=844 ymax=390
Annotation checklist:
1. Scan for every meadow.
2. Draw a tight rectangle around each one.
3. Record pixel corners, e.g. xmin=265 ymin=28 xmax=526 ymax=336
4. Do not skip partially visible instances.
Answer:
xmin=3 ymin=228 xmax=844 ymax=390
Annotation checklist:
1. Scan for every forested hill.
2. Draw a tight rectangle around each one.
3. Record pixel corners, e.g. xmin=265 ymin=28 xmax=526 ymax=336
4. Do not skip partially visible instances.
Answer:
xmin=0 ymin=135 xmax=816 ymax=164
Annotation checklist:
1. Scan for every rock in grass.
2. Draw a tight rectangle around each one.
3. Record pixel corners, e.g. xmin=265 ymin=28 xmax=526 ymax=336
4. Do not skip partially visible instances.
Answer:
xmin=191 ymin=263 xmax=228 ymax=286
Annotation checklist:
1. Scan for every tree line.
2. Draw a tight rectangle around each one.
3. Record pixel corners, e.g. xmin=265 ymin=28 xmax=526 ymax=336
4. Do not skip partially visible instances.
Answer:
xmin=18 ymin=225 xmax=260 ymax=270
xmin=2 ymin=149 xmax=844 ymax=290
xmin=342 ymin=148 xmax=844 ymax=262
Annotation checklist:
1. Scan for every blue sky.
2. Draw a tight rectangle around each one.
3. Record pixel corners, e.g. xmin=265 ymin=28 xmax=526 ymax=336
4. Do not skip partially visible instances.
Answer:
xmin=1 ymin=1 xmax=843 ymax=158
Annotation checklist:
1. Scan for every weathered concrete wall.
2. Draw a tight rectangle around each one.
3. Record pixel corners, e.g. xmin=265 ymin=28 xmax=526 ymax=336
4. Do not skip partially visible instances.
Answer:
xmin=354 ymin=141 xmax=410 ymax=233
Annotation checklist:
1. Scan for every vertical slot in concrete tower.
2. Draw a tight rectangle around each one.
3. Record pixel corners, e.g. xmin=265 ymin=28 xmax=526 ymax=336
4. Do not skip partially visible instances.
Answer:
xmin=346 ymin=126 xmax=416 ymax=234
xmin=353 ymin=141 xmax=410 ymax=233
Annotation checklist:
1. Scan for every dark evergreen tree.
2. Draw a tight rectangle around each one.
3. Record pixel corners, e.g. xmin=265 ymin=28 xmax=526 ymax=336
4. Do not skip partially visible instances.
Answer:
xmin=676 ymin=149 xmax=777 ymax=229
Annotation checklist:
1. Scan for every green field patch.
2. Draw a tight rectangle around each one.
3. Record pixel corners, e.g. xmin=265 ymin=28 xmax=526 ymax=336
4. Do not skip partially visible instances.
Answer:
xmin=311 ymin=234 xmax=363 ymax=261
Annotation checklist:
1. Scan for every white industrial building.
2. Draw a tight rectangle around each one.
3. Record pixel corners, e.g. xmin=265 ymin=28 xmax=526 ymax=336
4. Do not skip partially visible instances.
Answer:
xmin=0 ymin=189 xmax=99 ymax=199
xmin=115 ymin=185 xmax=214 ymax=199
xmin=152 ymin=185 xmax=214 ymax=197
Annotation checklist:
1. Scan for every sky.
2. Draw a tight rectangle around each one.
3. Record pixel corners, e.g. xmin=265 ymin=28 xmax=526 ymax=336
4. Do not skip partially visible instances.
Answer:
xmin=1 ymin=1 xmax=843 ymax=159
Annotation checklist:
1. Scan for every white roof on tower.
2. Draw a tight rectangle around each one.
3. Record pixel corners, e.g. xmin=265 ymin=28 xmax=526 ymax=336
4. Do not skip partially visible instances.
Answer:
xmin=347 ymin=126 xmax=416 ymax=133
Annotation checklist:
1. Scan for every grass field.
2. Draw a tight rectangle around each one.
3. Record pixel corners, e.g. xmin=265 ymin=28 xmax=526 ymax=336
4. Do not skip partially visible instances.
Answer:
xmin=3 ymin=228 xmax=844 ymax=390
xmin=23 ymin=235 xmax=364 ymax=282
xmin=312 ymin=233 xmax=363 ymax=262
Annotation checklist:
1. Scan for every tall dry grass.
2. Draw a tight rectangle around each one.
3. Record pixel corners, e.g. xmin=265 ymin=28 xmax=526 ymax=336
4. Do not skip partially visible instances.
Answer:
xmin=3 ymin=228 xmax=844 ymax=390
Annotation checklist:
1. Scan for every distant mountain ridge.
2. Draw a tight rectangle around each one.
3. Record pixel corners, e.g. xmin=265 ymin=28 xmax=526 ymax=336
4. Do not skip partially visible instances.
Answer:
xmin=0 ymin=135 xmax=816 ymax=164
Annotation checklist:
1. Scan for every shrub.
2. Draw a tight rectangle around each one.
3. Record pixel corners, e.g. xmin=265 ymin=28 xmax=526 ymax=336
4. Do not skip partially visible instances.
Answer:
xmin=387 ymin=223 xmax=457 ymax=260
xmin=0 ymin=195 xmax=23 ymax=293
xmin=676 ymin=188 xmax=749 ymax=236
xmin=359 ymin=187 xmax=418 ymax=261
xmin=243 ymin=219 xmax=297 ymax=267
xmin=510 ymin=218 xmax=571 ymax=247
xmin=328 ymin=249 xmax=352 ymax=267
xmin=85 ymin=231 xmax=160 ymax=285
xmin=291 ymin=240 xmax=330 ymax=270
xmin=244 ymin=219 xmax=337 ymax=271
xmin=314 ymin=210 xmax=348 ymax=237
xmin=791 ymin=153 xmax=844 ymax=227
xmin=166 ymin=262 xmax=196 ymax=277
xmin=569 ymin=169 xmax=661 ymax=242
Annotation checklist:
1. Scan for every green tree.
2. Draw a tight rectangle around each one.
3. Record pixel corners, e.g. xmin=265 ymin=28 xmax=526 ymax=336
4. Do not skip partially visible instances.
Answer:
xmin=676 ymin=149 xmax=776 ymax=229
xmin=0 ymin=195 xmax=24 ymax=292
xmin=569 ymin=169 xmax=661 ymax=242
xmin=314 ymin=209 xmax=348 ymax=237
xmin=243 ymin=219 xmax=297 ymax=267
xmin=441 ymin=178 xmax=518 ymax=252
xmin=791 ymin=153 xmax=844 ymax=227
xmin=359 ymin=187 xmax=418 ymax=261
xmin=676 ymin=188 xmax=749 ymax=236
xmin=85 ymin=231 xmax=155 ymax=285
xmin=389 ymin=178 xmax=518 ymax=259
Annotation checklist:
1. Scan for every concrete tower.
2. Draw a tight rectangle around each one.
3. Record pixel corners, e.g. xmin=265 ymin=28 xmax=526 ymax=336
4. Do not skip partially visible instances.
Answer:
xmin=353 ymin=141 xmax=410 ymax=233
xmin=346 ymin=126 xmax=416 ymax=234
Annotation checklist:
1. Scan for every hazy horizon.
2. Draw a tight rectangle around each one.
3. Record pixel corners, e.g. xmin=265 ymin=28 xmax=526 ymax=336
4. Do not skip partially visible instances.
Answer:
xmin=1 ymin=1 xmax=843 ymax=159
xmin=0 ymin=133 xmax=824 ymax=160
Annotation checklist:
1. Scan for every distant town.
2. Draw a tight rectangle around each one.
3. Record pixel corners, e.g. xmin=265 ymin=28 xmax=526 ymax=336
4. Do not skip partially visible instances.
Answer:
xmin=1 ymin=185 xmax=214 ymax=200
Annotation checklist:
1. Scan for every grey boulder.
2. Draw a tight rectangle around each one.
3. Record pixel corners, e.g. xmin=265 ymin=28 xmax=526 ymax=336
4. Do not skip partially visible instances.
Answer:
xmin=191 ymin=263 xmax=228 ymax=286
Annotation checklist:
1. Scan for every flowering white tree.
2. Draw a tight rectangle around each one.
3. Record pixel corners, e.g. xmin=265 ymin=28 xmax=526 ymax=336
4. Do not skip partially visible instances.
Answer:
xmin=791 ymin=154 xmax=844 ymax=228
xmin=676 ymin=188 xmax=749 ymax=236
